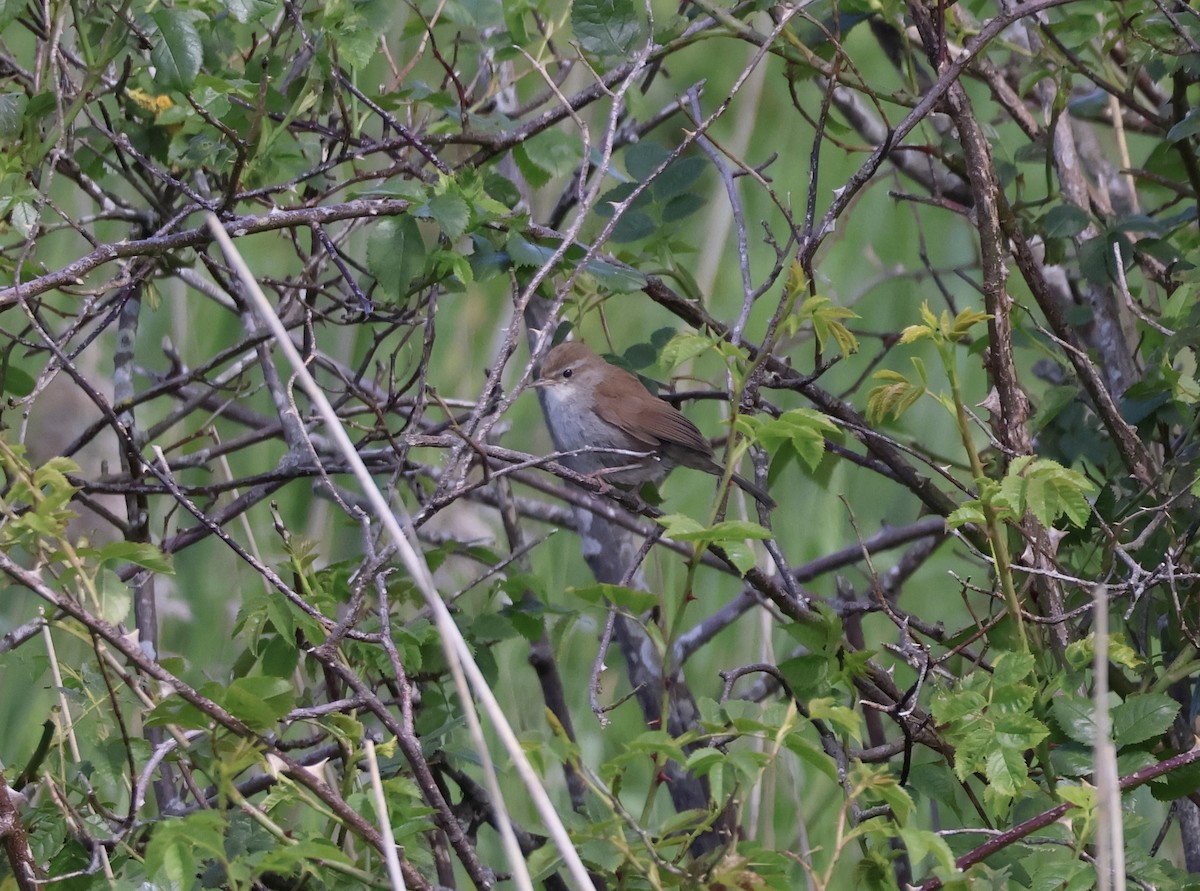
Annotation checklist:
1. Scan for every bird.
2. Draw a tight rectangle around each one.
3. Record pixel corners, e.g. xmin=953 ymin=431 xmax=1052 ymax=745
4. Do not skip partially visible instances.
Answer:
xmin=532 ymin=341 xmax=775 ymax=508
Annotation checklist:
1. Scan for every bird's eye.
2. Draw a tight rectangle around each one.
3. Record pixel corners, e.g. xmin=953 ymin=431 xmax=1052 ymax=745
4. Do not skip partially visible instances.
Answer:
xmin=562 ymin=368 xmax=573 ymax=379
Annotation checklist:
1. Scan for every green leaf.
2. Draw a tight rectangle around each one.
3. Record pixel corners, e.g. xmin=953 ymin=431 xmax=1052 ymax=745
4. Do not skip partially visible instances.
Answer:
xmin=145 ymin=694 xmax=210 ymax=729
xmin=1064 ymin=632 xmax=1143 ymax=672
xmin=1150 ymin=758 xmax=1200 ymax=802
xmin=95 ymin=540 xmax=174 ymax=573
xmin=780 ymin=602 xmax=842 ymax=653
xmin=1057 ymin=782 xmax=1095 ymax=810
xmin=1167 ymin=108 xmax=1200 ymax=143
xmin=808 ymin=697 xmax=861 ymax=742
xmin=665 ymin=518 xmax=773 ymax=543
xmin=652 ymin=157 xmax=705 ymax=199
xmin=568 ymin=583 xmax=658 ymax=614
xmin=513 ymin=129 xmax=582 ymax=187
xmin=867 ymin=368 xmax=924 ymax=423
xmin=223 ymin=0 xmax=276 ymax=23
xmin=660 ymin=332 xmax=714 ymax=369
xmin=684 ymin=748 xmax=725 ymax=776
xmin=583 ymin=257 xmax=646 ymax=292
xmin=506 ymin=232 xmax=557 ymax=268
xmin=625 ymin=141 xmax=669 ymax=180
xmin=719 ymin=540 xmax=757 ymax=574
xmin=258 ymin=837 xmax=353 ymax=872
xmin=946 ymin=501 xmax=986 ymax=528
xmin=984 ymin=744 xmax=1029 ymax=797
xmin=424 ymin=191 xmax=471 ymax=241
xmin=1111 ymin=693 xmax=1179 ymax=748
xmin=0 ymin=363 xmax=34 ymax=397
xmin=140 ymin=8 xmax=205 ymax=91
xmin=367 ymin=216 xmax=426 ymax=302
xmin=777 ymin=654 xmax=829 ymax=698
xmin=324 ymin=0 xmax=392 ymax=69
xmin=0 ymin=0 xmax=22 ymax=28
xmin=0 ymin=91 xmax=26 ymax=140
xmin=991 ymin=650 xmax=1035 ymax=687
xmin=997 ymin=457 xmax=1095 ymax=528
xmin=145 ymin=811 xmax=227 ymax=889
xmin=744 ymin=408 xmax=838 ymax=471
xmin=661 ymin=191 xmax=705 ymax=223
xmin=96 ymin=569 xmax=131 ymax=626
xmin=220 ymin=676 xmax=296 ymax=730
xmin=10 ymin=201 xmax=37 ymax=238
xmin=572 ymin=0 xmax=644 ymax=60
xmin=658 ymin=515 xmax=770 ymax=572
xmin=898 ymin=826 xmax=957 ymax=873
xmin=948 ymin=307 xmax=992 ymax=341
xmin=797 ymin=294 xmax=859 ymax=356
xmin=783 ymin=733 xmax=838 ymax=782
xmin=1050 ymin=692 xmax=1097 ymax=746
xmin=1041 ymin=204 xmax=1091 ymax=238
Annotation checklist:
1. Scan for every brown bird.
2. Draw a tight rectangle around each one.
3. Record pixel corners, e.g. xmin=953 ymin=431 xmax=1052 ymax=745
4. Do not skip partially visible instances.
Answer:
xmin=532 ymin=342 xmax=775 ymax=508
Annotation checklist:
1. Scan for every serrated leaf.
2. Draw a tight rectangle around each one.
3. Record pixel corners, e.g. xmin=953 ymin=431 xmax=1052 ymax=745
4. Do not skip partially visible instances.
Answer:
xmin=10 ymin=201 xmax=37 ymax=238
xmin=999 ymin=457 xmax=1095 ymax=528
xmin=506 ymin=232 xmax=557 ymax=268
xmin=366 ymin=216 xmax=426 ymax=302
xmin=684 ymin=748 xmax=725 ymax=776
xmin=1057 ymin=783 xmax=1095 ymax=810
xmin=992 ymin=712 xmax=1049 ymax=750
xmin=868 ymin=773 xmax=914 ymax=824
xmin=583 ymin=257 xmax=646 ymax=292
xmin=808 ymin=697 xmax=861 ymax=742
xmin=1150 ymin=759 xmax=1200 ymax=801
xmin=668 ymin=519 xmax=773 ymax=543
xmin=985 ymin=745 xmax=1029 ymax=797
xmin=1066 ymin=631 xmax=1144 ymax=671
xmin=96 ymin=569 xmax=131 ymax=626
xmin=745 ymin=408 xmax=837 ymax=471
xmin=777 ymin=654 xmax=828 ymax=698
xmin=97 ymin=540 xmax=174 ymax=574
xmin=141 ymin=8 xmax=205 ymax=91
xmin=568 ymin=583 xmax=658 ymax=614
xmin=867 ymin=369 xmax=924 ymax=423
xmin=0 ymin=91 xmax=26 ymax=140
xmin=1111 ymin=693 xmax=1179 ymax=747
xmin=424 ymin=192 xmax=471 ymax=241
xmin=146 ymin=811 xmax=227 ymax=889
xmin=783 ymin=733 xmax=838 ymax=782
xmin=223 ymin=0 xmax=275 ymax=23
xmin=145 ymin=695 xmax=210 ymax=730
xmin=324 ymin=0 xmax=391 ymax=69
xmin=720 ymin=540 xmax=757 ymax=574
xmin=992 ymin=650 xmax=1035 ymax=687
xmin=0 ymin=363 xmax=34 ymax=397
xmin=949 ymin=307 xmax=993 ymax=340
xmin=931 ymin=686 xmax=988 ymax=725
xmin=898 ymin=825 xmax=957 ymax=872
xmin=660 ymin=332 xmax=713 ymax=368
xmin=1050 ymin=693 xmax=1097 ymax=746
xmin=515 ymin=129 xmax=582 ymax=184
xmin=797 ymin=294 xmax=859 ymax=356
xmin=221 ymin=676 xmax=296 ymax=730
xmin=1041 ymin=204 xmax=1091 ymax=238
xmin=652 ymin=156 xmax=706 ymax=200
xmin=1167 ymin=108 xmax=1200 ymax=143
xmin=572 ymin=0 xmax=644 ymax=60
xmin=259 ymin=837 xmax=354 ymax=873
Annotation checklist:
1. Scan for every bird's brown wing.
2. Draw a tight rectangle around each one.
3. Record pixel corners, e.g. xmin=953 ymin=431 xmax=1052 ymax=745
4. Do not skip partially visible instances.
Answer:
xmin=594 ymin=371 xmax=713 ymax=456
